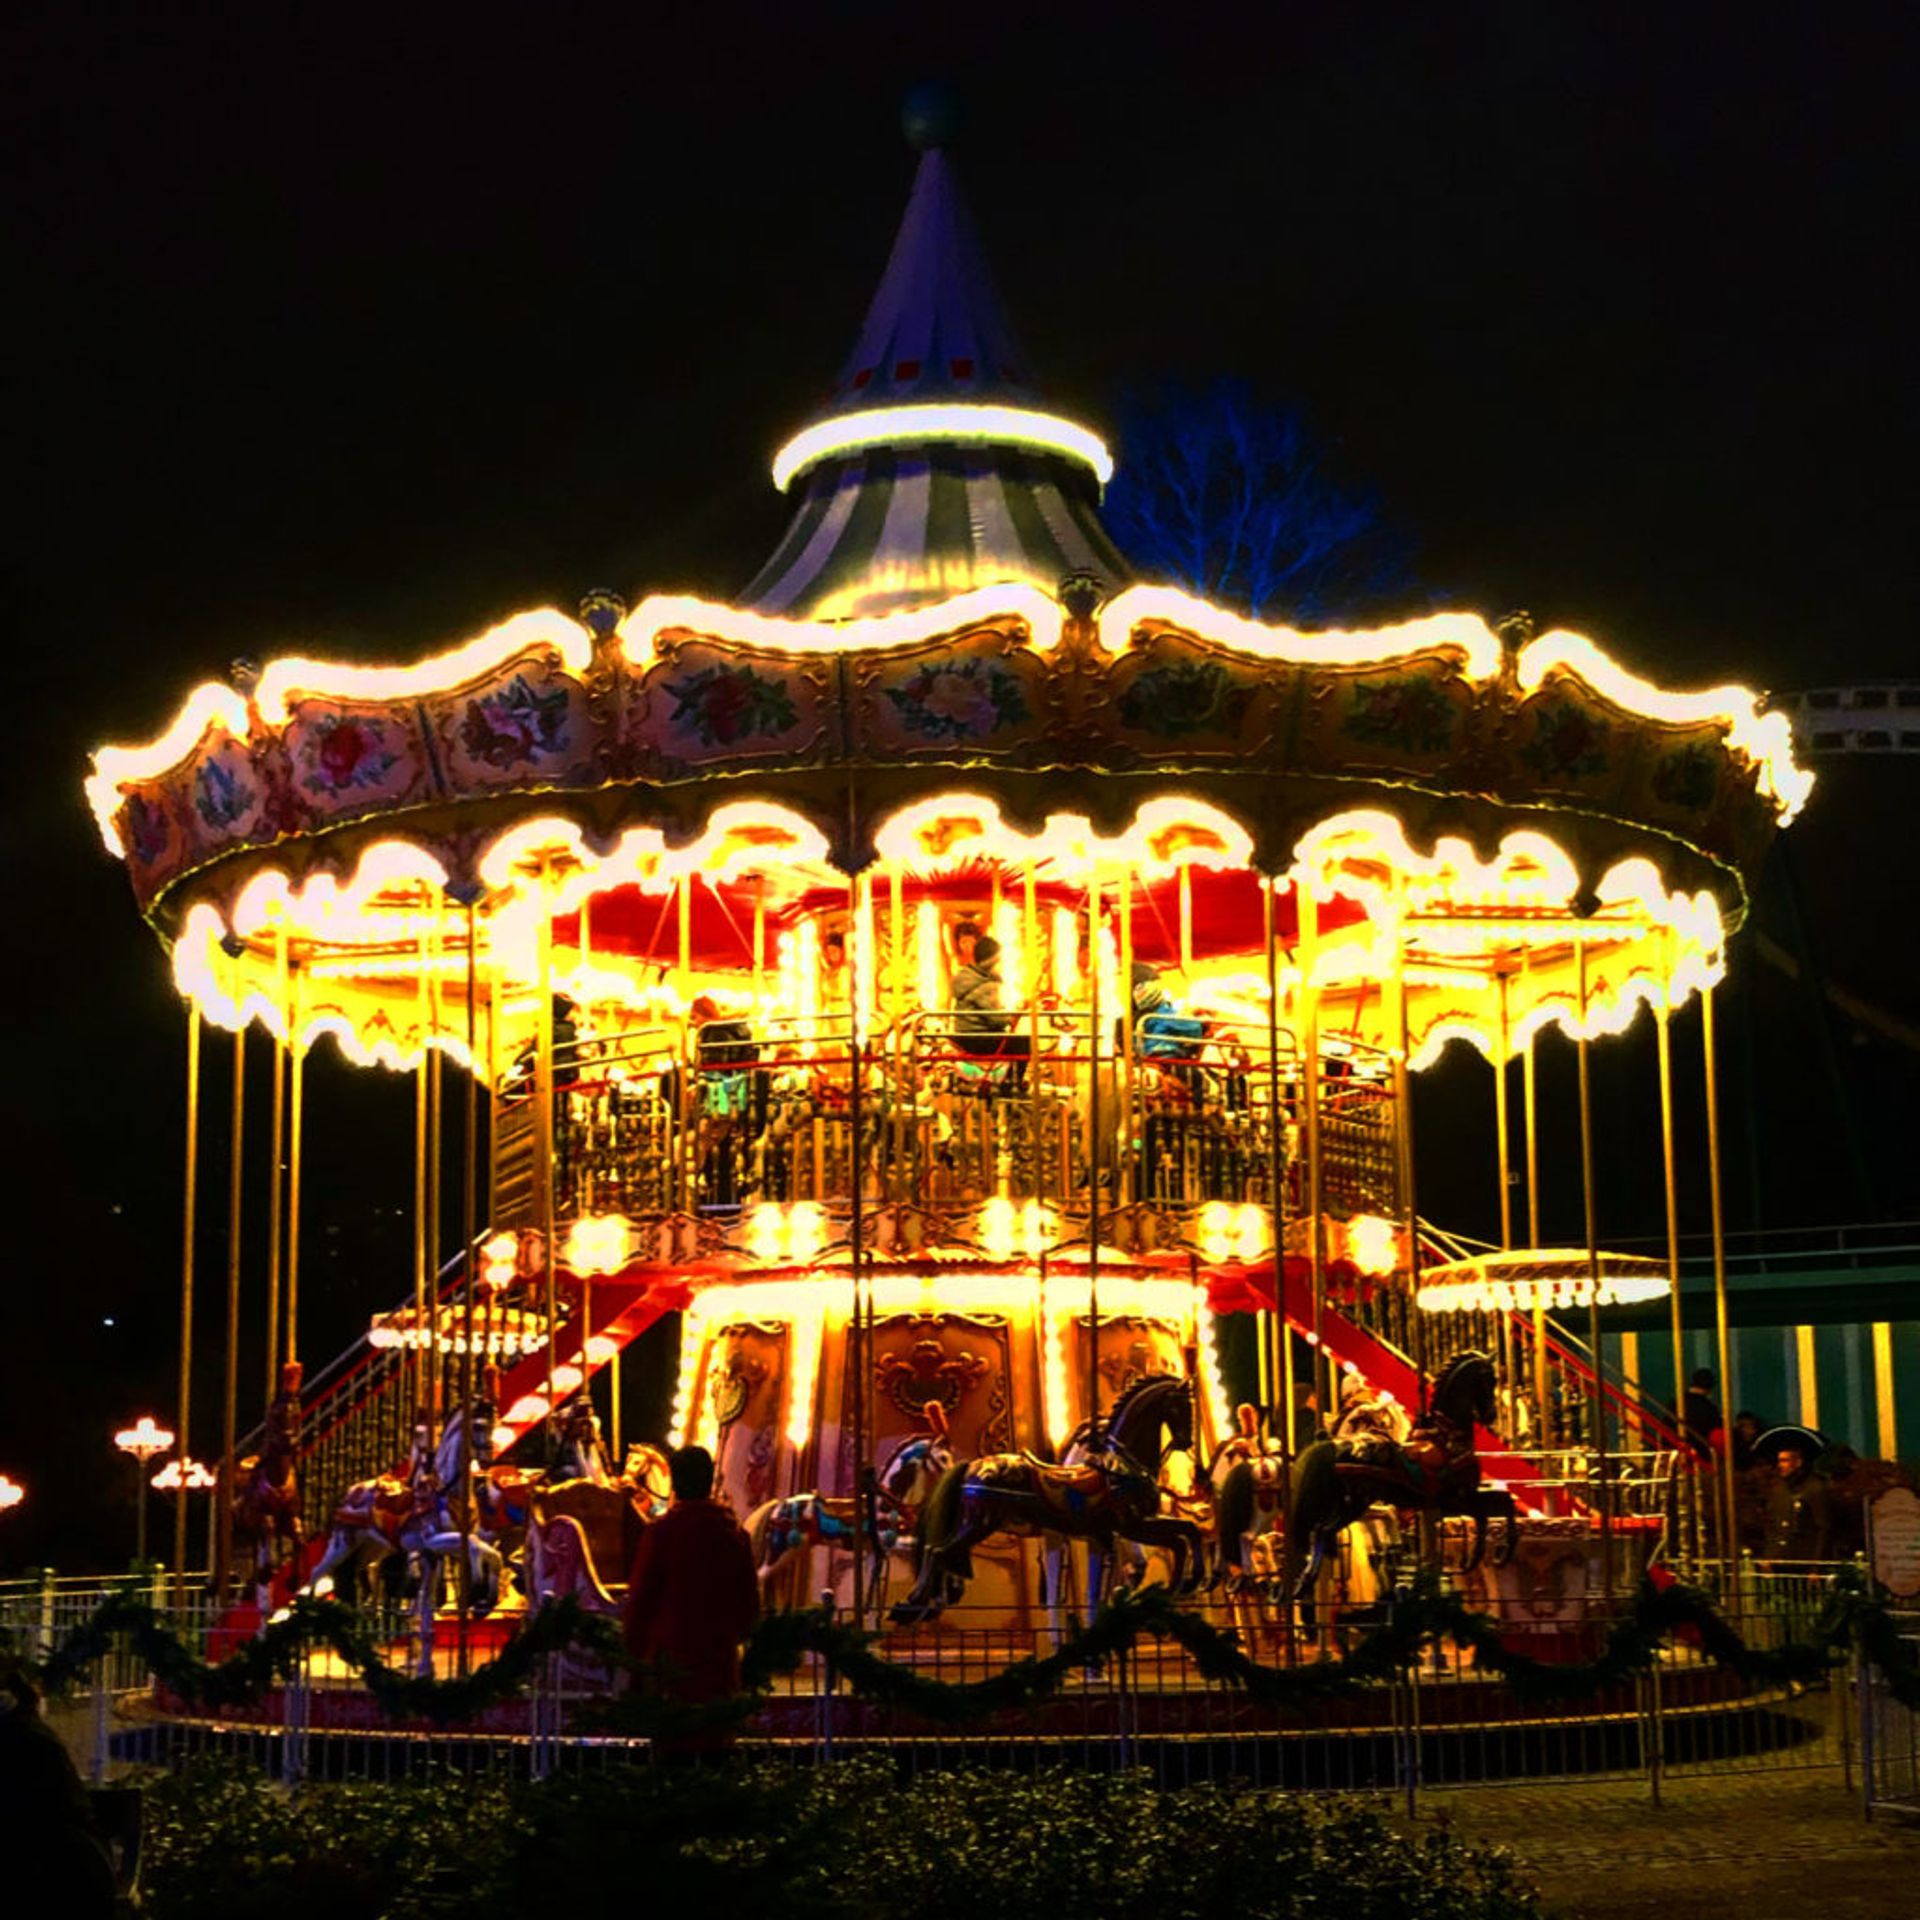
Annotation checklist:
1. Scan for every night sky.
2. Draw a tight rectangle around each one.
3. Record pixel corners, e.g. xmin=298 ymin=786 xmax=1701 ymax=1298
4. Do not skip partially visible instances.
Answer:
xmin=5 ymin=5 xmax=1915 ymax=1567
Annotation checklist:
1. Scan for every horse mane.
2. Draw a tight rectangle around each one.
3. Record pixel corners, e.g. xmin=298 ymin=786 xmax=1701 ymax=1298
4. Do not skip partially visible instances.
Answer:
xmin=1105 ymin=1370 xmax=1184 ymax=1426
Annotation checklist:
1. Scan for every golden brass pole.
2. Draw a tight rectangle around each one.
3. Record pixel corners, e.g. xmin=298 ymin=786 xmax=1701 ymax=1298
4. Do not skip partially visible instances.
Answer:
xmin=1389 ymin=893 xmax=1425 ymax=1392
xmin=285 ymin=961 xmax=303 ymax=1368
xmin=458 ymin=895 xmax=480 ymax=1674
xmin=428 ymin=909 xmax=445 ymax=1419
xmin=1086 ymin=875 xmax=1103 ymax=1429
xmin=1298 ymin=887 xmax=1326 ymax=1423
xmin=217 ymin=1022 xmax=245 ymax=1598
xmin=1702 ymin=983 xmax=1738 ymax=1581
xmin=1118 ymin=863 xmax=1136 ymax=1205
xmin=1524 ymin=1026 xmax=1547 ymax=1443
xmin=1575 ymin=939 xmax=1611 ymax=1596
xmin=535 ymin=860 xmax=558 ymax=1453
xmin=1495 ymin=971 xmax=1514 ymax=1252
xmin=174 ymin=1003 xmax=202 ymax=1603
xmin=413 ymin=917 xmax=431 ymax=1425
xmin=1263 ymin=878 xmax=1287 ymax=1436
xmin=264 ymin=924 xmax=287 ymax=1407
xmin=847 ymin=863 xmax=868 ymax=1623
xmin=1178 ymin=863 xmax=1193 ymax=975
xmin=1655 ymin=970 xmax=1689 ymax=1554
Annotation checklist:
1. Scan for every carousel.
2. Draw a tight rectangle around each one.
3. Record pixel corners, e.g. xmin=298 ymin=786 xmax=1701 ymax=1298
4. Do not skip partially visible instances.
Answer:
xmin=84 ymin=113 xmax=1810 ymax=1685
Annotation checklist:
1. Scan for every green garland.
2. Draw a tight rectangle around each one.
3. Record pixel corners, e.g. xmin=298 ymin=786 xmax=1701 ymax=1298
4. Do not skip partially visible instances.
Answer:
xmin=9 ymin=1567 xmax=1917 ymax=1734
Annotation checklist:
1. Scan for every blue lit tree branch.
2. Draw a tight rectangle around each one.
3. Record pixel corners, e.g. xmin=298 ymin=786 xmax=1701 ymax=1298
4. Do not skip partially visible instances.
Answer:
xmin=1104 ymin=379 xmax=1417 ymax=622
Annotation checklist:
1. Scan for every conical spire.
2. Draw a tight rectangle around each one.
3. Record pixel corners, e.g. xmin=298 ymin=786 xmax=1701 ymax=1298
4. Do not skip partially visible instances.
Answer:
xmin=744 ymin=107 xmax=1129 ymax=621
xmin=824 ymin=145 xmax=1035 ymax=416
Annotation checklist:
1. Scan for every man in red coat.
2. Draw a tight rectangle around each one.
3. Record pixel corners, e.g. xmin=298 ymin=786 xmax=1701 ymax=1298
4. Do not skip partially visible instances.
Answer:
xmin=622 ymin=1446 xmax=759 ymax=1750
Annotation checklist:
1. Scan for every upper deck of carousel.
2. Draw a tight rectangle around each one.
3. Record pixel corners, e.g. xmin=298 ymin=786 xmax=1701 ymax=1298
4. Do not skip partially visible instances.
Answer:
xmin=81 ymin=111 xmax=1809 ymax=1090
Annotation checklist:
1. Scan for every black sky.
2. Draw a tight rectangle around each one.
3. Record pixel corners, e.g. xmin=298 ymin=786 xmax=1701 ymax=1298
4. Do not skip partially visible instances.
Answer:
xmin=4 ymin=3 xmax=1915 ymax=1566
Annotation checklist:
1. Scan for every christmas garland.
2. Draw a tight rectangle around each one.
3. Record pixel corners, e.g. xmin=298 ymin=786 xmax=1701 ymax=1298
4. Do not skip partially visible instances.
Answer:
xmin=9 ymin=1568 xmax=1916 ymax=1734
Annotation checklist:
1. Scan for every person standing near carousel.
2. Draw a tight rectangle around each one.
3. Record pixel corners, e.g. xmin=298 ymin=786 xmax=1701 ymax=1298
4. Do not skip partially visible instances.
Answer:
xmin=622 ymin=1445 xmax=759 ymax=1756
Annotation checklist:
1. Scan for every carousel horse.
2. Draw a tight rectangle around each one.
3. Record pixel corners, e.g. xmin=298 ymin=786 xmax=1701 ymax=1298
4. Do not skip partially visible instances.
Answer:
xmin=308 ymin=1403 xmax=503 ymax=1629
xmin=743 ymin=1408 xmax=955 ymax=1615
xmin=404 ymin=1401 xmax=507 ymax=1674
xmin=1284 ymin=1350 xmax=1516 ymax=1601
xmin=1209 ymin=1403 xmax=1289 ymax=1592
xmin=892 ymin=1374 xmax=1203 ymax=1629
xmin=524 ymin=1439 xmax=675 ymax=1605
xmin=306 ymin=1418 xmax=435 ymax=1606
xmin=231 ymin=1362 xmax=306 ymax=1609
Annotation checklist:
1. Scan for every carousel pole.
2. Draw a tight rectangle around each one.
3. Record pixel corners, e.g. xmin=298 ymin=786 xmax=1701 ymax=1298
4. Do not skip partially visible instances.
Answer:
xmin=427 ymin=908 xmax=445 ymax=1420
xmin=1389 ymin=887 xmax=1426 ymax=1396
xmin=1494 ymin=966 xmax=1516 ymax=1419
xmin=1523 ymin=1022 xmax=1548 ymax=1446
xmin=1495 ymin=973 xmax=1514 ymax=1251
xmin=458 ymin=895 xmax=480 ymax=1674
xmin=1575 ymin=938 xmax=1612 ymax=1597
xmin=1026 ymin=859 xmax=1042 ymax=1215
xmin=1654 ymin=945 xmax=1690 ymax=1558
xmin=1702 ymin=983 xmax=1738 ymax=1585
xmin=1086 ymin=873 xmax=1103 ymax=1429
xmin=1118 ymin=863 xmax=1136 ymax=1204
xmin=216 ymin=1019 xmax=245 ymax=1600
xmin=286 ymin=958 xmax=304 ymax=1371
xmin=413 ymin=915 xmax=432 ymax=1428
xmin=535 ymin=859 xmax=558 ymax=1459
xmin=174 ymin=1002 xmax=202 ymax=1604
xmin=1262 ymin=876 xmax=1287 ymax=1440
xmin=1298 ymin=886 xmax=1327 ymax=1428
xmin=847 ymin=854 xmax=869 ymax=1625
xmin=263 ymin=923 xmax=288 ymax=1408
xmin=583 ymin=893 xmax=615 ymax=1456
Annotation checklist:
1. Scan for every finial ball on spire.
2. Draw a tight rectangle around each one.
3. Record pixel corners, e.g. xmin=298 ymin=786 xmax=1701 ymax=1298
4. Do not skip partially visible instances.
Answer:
xmin=901 ymin=81 xmax=961 ymax=151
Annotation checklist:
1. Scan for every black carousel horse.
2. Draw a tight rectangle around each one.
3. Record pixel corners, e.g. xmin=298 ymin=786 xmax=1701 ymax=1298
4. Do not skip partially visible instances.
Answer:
xmin=890 ymin=1372 xmax=1203 ymax=1627
xmin=1284 ymin=1349 xmax=1517 ymax=1598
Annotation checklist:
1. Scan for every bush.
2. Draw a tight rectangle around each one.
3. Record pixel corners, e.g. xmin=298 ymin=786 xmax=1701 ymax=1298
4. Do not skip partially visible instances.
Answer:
xmin=141 ymin=1757 xmax=1542 ymax=1920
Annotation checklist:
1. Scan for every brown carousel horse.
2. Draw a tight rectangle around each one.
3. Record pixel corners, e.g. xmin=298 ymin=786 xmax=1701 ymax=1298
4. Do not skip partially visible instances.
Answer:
xmin=231 ymin=1363 xmax=306 ymax=1607
xmin=891 ymin=1374 xmax=1204 ymax=1627
xmin=1284 ymin=1350 xmax=1517 ymax=1599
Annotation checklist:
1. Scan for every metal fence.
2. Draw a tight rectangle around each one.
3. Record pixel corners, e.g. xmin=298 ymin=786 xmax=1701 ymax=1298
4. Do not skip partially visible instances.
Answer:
xmin=1863 ymin=1608 xmax=1920 ymax=1817
xmin=7 ymin=1562 xmax=1891 ymax=1809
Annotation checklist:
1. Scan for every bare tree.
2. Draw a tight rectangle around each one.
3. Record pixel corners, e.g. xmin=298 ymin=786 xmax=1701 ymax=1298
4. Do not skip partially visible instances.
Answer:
xmin=1104 ymin=379 xmax=1416 ymax=621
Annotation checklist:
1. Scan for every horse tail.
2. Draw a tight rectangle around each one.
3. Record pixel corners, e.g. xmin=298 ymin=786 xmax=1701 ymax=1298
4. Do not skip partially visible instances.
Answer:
xmin=1285 ymin=1440 xmax=1340 ymax=1560
xmin=917 ymin=1461 xmax=974 ymax=1577
xmin=743 ymin=1499 xmax=781 ymax=1573
xmin=1217 ymin=1460 xmax=1256 ymax=1572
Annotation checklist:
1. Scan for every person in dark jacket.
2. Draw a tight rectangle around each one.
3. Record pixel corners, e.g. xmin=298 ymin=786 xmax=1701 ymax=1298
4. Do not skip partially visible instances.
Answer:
xmin=1761 ymin=1442 xmax=1835 ymax=1563
xmin=948 ymin=934 xmax=1031 ymax=1082
xmin=0 ymin=1663 xmax=117 ymax=1917
xmin=622 ymin=1446 xmax=759 ymax=1751
xmin=1681 ymin=1369 xmax=1721 ymax=1456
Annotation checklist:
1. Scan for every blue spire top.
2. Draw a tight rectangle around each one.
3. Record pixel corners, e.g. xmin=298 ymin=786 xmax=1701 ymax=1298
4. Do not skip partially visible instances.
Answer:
xmin=822 ymin=143 xmax=1037 ymax=418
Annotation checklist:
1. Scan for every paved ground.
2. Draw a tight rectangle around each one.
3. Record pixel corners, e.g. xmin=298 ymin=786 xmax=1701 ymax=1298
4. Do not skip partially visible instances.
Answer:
xmin=1405 ymin=1771 xmax=1920 ymax=1920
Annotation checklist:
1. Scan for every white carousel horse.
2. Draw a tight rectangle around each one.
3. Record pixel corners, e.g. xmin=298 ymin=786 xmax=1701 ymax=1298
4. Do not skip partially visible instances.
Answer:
xmin=744 ymin=1413 xmax=956 ymax=1620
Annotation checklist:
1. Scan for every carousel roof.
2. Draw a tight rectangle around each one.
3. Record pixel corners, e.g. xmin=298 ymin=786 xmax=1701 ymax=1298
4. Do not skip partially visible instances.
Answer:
xmin=743 ymin=126 xmax=1129 ymax=620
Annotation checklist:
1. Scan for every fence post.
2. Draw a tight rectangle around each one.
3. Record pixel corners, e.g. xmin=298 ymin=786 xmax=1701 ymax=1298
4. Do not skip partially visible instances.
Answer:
xmin=281 ymin=1648 xmax=308 ymax=1786
xmin=37 ymin=1568 xmax=55 ymax=1660
xmin=90 ymin=1659 xmax=111 ymax=1785
xmin=1856 ymin=1638 xmax=1875 ymax=1821
xmin=1642 ymin=1666 xmax=1663 ymax=1806
xmin=1401 ymin=1663 xmax=1421 ymax=1817
xmin=818 ymin=1588 xmax=835 ymax=1765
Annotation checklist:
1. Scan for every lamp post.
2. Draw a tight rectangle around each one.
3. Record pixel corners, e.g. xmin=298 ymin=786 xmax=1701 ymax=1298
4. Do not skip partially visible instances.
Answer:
xmin=151 ymin=1457 xmax=216 ymax=1575
xmin=115 ymin=1416 xmax=176 ymax=1565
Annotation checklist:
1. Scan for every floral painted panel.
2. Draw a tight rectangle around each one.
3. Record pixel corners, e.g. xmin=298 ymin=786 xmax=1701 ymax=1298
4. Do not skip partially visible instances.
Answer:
xmin=428 ymin=657 xmax=596 ymax=793
xmin=632 ymin=643 xmax=824 ymax=772
xmin=860 ymin=644 xmax=1045 ymax=756
xmin=280 ymin=698 xmax=430 ymax=819
xmin=1110 ymin=653 xmax=1264 ymax=747
xmin=1516 ymin=692 xmax=1614 ymax=784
